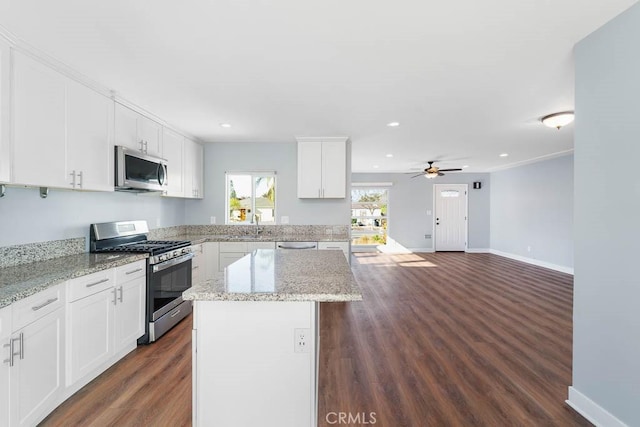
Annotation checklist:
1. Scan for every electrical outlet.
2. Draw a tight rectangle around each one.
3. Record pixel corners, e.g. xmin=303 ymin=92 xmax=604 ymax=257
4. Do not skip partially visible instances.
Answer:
xmin=156 ymin=218 xmax=161 ymax=227
xmin=281 ymin=216 xmax=289 ymax=224
xmin=424 ymin=234 xmax=432 ymax=239
xmin=210 ymin=216 xmax=216 ymax=224
xmin=527 ymin=246 xmax=531 ymax=252
xmin=294 ymin=328 xmax=310 ymax=353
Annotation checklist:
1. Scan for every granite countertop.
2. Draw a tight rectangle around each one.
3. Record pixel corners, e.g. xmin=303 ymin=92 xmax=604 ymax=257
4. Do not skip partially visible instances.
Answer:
xmin=0 ymin=253 xmax=148 ymax=309
xmin=172 ymin=233 xmax=351 ymax=245
xmin=183 ymin=249 xmax=362 ymax=302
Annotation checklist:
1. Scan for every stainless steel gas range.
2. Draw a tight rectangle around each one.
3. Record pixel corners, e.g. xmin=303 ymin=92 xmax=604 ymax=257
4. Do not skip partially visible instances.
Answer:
xmin=90 ymin=220 xmax=192 ymax=343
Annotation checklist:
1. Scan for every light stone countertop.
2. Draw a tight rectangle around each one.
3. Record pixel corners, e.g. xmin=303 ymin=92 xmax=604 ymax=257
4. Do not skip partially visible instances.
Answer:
xmin=183 ymin=249 xmax=362 ymax=302
xmin=172 ymin=233 xmax=351 ymax=245
xmin=0 ymin=252 xmax=148 ymax=309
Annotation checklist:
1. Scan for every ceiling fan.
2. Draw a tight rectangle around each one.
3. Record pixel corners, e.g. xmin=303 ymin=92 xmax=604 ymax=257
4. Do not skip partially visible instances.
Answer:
xmin=409 ymin=161 xmax=463 ymax=179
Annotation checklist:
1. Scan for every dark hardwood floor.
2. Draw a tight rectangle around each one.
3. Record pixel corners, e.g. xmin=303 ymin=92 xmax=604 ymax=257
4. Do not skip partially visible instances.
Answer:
xmin=41 ymin=252 xmax=589 ymax=427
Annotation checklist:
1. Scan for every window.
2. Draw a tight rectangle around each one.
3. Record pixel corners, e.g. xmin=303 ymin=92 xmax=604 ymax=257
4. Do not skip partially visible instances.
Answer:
xmin=226 ymin=173 xmax=276 ymax=224
xmin=351 ymin=188 xmax=388 ymax=248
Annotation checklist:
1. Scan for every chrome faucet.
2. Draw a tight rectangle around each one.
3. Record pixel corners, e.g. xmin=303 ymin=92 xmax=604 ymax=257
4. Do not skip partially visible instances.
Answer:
xmin=253 ymin=213 xmax=261 ymax=236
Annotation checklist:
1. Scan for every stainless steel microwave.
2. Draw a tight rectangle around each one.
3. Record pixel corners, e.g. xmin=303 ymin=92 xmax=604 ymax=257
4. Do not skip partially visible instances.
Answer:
xmin=115 ymin=146 xmax=168 ymax=192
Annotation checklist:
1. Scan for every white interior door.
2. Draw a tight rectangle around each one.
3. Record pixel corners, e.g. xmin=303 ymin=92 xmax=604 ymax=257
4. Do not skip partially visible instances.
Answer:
xmin=434 ymin=184 xmax=467 ymax=251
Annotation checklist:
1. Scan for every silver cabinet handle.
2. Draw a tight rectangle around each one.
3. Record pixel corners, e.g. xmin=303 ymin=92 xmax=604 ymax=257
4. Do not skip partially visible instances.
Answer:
xmin=125 ymin=267 xmax=143 ymax=275
xmin=3 ymin=342 xmax=11 ymax=366
xmin=19 ymin=332 xmax=24 ymax=360
xmin=32 ymin=298 xmax=58 ymax=311
xmin=170 ymin=309 xmax=181 ymax=318
xmin=192 ymin=265 xmax=199 ymax=270
xmin=86 ymin=278 xmax=110 ymax=288
xmin=69 ymin=170 xmax=76 ymax=187
xmin=139 ymin=140 xmax=145 ymax=151
xmin=118 ymin=286 xmax=124 ymax=303
xmin=77 ymin=171 xmax=83 ymax=188
xmin=9 ymin=333 xmax=23 ymax=365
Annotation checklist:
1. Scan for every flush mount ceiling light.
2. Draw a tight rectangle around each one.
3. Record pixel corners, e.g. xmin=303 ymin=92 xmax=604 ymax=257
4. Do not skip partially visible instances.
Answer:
xmin=424 ymin=172 xmax=439 ymax=179
xmin=387 ymin=122 xmax=400 ymax=127
xmin=499 ymin=153 xmax=509 ymax=157
xmin=541 ymin=111 xmax=574 ymax=129
xmin=220 ymin=123 xmax=232 ymax=128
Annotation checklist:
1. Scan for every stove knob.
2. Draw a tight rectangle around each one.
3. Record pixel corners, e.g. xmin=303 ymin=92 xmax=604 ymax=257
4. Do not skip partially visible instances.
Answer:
xmin=159 ymin=254 xmax=166 ymax=262
xmin=173 ymin=250 xmax=179 ymax=257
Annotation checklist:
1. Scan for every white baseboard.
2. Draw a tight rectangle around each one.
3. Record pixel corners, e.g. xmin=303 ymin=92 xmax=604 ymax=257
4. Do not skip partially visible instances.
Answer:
xmin=566 ymin=387 xmax=628 ymax=427
xmin=465 ymin=248 xmax=490 ymax=253
xmin=489 ymin=249 xmax=574 ymax=275
xmin=408 ymin=247 xmax=434 ymax=253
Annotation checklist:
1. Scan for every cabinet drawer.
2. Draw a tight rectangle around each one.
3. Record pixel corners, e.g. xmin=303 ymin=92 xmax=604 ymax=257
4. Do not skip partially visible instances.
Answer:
xmin=219 ymin=242 xmax=248 ymax=253
xmin=67 ymin=269 xmax=115 ymax=303
xmin=12 ymin=284 xmax=64 ymax=331
xmin=115 ymin=260 xmax=146 ymax=283
xmin=248 ymin=242 xmax=275 ymax=251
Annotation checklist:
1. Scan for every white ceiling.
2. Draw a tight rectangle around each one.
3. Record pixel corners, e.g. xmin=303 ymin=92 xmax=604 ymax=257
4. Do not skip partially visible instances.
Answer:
xmin=0 ymin=0 xmax=637 ymax=172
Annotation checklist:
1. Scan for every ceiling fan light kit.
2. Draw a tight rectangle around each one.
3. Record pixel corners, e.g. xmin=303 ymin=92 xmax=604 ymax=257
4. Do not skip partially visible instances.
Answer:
xmin=541 ymin=111 xmax=575 ymax=129
xmin=409 ymin=161 xmax=463 ymax=179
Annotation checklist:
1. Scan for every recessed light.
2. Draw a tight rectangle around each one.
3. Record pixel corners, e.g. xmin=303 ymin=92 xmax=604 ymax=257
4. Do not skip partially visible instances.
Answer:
xmin=462 ymin=165 xmax=469 ymax=169
xmin=499 ymin=153 xmax=509 ymax=157
xmin=373 ymin=165 xmax=380 ymax=169
xmin=385 ymin=154 xmax=393 ymax=158
xmin=220 ymin=123 xmax=232 ymax=128
xmin=387 ymin=122 xmax=400 ymax=127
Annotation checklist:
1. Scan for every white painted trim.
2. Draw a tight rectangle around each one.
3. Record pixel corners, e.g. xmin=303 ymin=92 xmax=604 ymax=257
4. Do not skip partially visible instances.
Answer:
xmin=408 ymin=248 xmax=434 ymax=253
xmin=566 ymin=387 xmax=628 ymax=427
xmin=487 ymin=150 xmax=574 ymax=172
xmin=489 ymin=249 xmax=574 ymax=275
xmin=465 ymin=248 xmax=490 ymax=253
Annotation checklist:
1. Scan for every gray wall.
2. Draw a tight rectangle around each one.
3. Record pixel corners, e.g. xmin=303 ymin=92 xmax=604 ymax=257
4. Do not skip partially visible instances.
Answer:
xmin=571 ymin=3 xmax=640 ymax=425
xmin=0 ymin=186 xmax=185 ymax=247
xmin=184 ymin=142 xmax=351 ymax=226
xmin=352 ymin=172 xmax=490 ymax=250
xmin=490 ymin=154 xmax=574 ymax=269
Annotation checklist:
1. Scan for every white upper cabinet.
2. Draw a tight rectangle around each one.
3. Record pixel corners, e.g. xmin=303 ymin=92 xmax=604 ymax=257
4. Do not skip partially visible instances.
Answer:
xmin=12 ymin=51 xmax=114 ymax=191
xmin=12 ymin=51 xmax=67 ymax=188
xmin=297 ymin=137 xmax=347 ymax=198
xmin=0 ymin=39 xmax=10 ymax=183
xmin=162 ymin=128 xmax=184 ymax=197
xmin=66 ymin=79 xmax=114 ymax=192
xmin=114 ymin=103 xmax=162 ymax=158
xmin=184 ymin=138 xmax=204 ymax=199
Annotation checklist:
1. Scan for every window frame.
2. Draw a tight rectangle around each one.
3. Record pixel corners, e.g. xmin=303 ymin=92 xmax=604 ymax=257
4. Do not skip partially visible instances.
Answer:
xmin=225 ymin=171 xmax=277 ymax=225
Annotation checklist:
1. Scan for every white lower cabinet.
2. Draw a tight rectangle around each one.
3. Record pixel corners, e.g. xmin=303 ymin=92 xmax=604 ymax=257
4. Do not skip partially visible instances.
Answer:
xmin=0 ymin=305 xmax=12 ymax=427
xmin=318 ymin=241 xmax=350 ymax=263
xmin=9 ymin=284 xmax=65 ymax=427
xmin=218 ymin=241 xmax=275 ymax=271
xmin=191 ymin=244 xmax=204 ymax=286
xmin=66 ymin=261 xmax=145 ymax=394
xmin=204 ymin=242 xmax=219 ymax=279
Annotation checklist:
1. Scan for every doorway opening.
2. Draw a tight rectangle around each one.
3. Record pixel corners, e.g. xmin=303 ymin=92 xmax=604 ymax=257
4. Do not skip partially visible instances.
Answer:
xmin=351 ymin=187 xmax=388 ymax=252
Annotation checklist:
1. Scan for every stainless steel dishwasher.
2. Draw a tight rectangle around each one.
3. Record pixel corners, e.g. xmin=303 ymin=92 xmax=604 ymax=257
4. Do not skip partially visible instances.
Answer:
xmin=276 ymin=242 xmax=318 ymax=250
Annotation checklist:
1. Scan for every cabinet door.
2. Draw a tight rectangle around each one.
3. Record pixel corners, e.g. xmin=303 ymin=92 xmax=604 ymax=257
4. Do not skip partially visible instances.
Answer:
xmin=321 ymin=140 xmax=346 ymax=198
xmin=297 ymin=141 xmax=322 ymax=198
xmin=66 ymin=80 xmax=114 ymax=191
xmin=114 ymin=103 xmax=143 ymax=152
xmin=0 ymin=306 xmax=11 ymax=427
xmin=193 ymin=142 xmax=204 ymax=199
xmin=163 ymin=128 xmax=184 ymax=197
xmin=191 ymin=244 xmax=204 ymax=286
xmin=204 ymin=242 xmax=219 ymax=279
xmin=11 ymin=308 xmax=64 ymax=427
xmin=139 ymin=116 xmax=162 ymax=158
xmin=12 ymin=52 xmax=67 ymax=188
xmin=184 ymin=139 xmax=204 ymax=198
xmin=114 ymin=277 xmax=145 ymax=352
xmin=66 ymin=288 xmax=114 ymax=386
xmin=0 ymin=39 xmax=10 ymax=183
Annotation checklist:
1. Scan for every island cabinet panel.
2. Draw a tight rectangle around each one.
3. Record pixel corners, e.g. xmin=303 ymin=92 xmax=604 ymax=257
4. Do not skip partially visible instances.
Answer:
xmin=193 ymin=301 xmax=318 ymax=427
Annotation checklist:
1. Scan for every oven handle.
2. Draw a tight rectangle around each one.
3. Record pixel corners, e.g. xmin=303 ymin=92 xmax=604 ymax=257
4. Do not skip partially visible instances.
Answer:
xmin=152 ymin=253 xmax=194 ymax=273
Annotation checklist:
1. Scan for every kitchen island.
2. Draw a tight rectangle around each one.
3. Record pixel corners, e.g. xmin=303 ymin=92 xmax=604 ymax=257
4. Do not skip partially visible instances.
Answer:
xmin=182 ymin=249 xmax=362 ymax=427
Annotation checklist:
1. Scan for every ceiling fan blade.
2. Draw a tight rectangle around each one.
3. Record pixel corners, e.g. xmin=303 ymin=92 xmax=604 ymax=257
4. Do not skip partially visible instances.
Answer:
xmin=437 ymin=168 xmax=463 ymax=172
xmin=409 ymin=173 xmax=426 ymax=178
xmin=438 ymin=172 xmax=445 ymax=176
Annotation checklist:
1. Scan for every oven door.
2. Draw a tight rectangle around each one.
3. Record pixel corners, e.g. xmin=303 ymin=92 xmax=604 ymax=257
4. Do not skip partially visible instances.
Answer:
xmin=149 ymin=253 xmax=193 ymax=320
